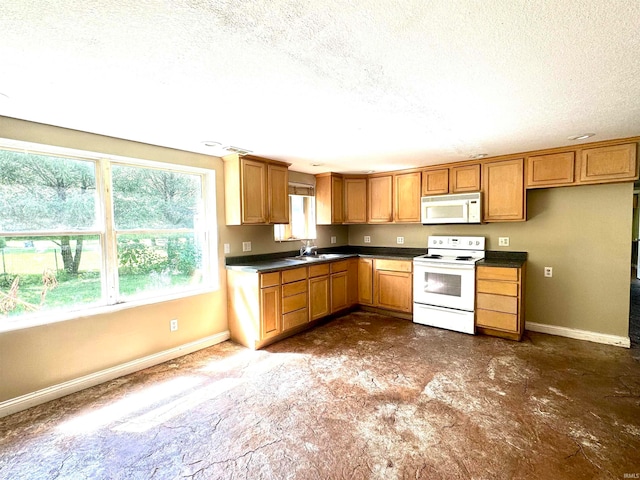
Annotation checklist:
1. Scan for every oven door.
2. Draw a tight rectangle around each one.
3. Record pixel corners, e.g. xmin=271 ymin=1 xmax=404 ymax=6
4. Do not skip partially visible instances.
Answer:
xmin=413 ymin=262 xmax=475 ymax=311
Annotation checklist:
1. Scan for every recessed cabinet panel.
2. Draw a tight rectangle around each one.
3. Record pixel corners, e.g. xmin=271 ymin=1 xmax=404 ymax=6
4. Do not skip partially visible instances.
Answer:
xmin=358 ymin=258 xmax=374 ymax=305
xmin=368 ymin=175 xmax=393 ymax=223
xmin=422 ymin=168 xmax=449 ymax=195
xmin=526 ymin=152 xmax=575 ymax=188
xmin=241 ymin=159 xmax=268 ymax=224
xmin=483 ymin=158 xmax=525 ymax=222
xmin=268 ymin=163 xmax=290 ymax=223
xmin=344 ymin=177 xmax=367 ymax=223
xmin=394 ymin=171 xmax=421 ymax=222
xmin=309 ymin=275 xmax=330 ymax=320
xmin=579 ymin=143 xmax=637 ymax=184
xmin=451 ymin=164 xmax=481 ymax=193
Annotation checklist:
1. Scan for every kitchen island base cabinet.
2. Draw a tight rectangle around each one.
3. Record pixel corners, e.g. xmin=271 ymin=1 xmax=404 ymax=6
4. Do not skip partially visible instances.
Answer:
xmin=475 ymin=264 xmax=526 ymax=341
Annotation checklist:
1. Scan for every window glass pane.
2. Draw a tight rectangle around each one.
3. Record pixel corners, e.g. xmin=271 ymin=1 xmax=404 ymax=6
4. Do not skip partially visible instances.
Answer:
xmin=0 ymin=150 xmax=97 ymax=232
xmin=117 ymin=233 xmax=204 ymax=298
xmin=0 ymin=235 xmax=104 ymax=318
xmin=112 ymin=165 xmax=202 ymax=230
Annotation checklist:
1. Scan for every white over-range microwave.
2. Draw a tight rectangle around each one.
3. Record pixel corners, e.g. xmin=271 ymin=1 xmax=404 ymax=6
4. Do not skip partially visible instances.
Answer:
xmin=421 ymin=192 xmax=482 ymax=224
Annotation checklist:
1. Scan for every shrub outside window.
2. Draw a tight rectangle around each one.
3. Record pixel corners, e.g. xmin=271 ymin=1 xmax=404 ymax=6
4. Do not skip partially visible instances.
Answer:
xmin=0 ymin=143 xmax=216 ymax=326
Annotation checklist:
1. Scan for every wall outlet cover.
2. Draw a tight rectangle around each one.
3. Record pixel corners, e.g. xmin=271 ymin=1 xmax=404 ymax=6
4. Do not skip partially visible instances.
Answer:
xmin=330 ymin=236 xmax=336 ymax=244
xmin=364 ymin=235 xmax=371 ymax=244
xmin=396 ymin=236 xmax=404 ymax=244
xmin=223 ymin=243 xmax=230 ymax=254
xmin=544 ymin=267 xmax=553 ymax=277
xmin=170 ymin=319 xmax=178 ymax=331
xmin=242 ymin=241 xmax=252 ymax=252
xmin=498 ymin=237 xmax=510 ymax=247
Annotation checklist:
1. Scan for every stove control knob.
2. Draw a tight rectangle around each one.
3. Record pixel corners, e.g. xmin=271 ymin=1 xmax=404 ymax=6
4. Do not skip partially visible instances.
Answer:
xmin=476 ymin=241 xmax=480 ymax=245
xmin=438 ymin=240 xmax=443 ymax=245
xmin=468 ymin=240 xmax=472 ymax=245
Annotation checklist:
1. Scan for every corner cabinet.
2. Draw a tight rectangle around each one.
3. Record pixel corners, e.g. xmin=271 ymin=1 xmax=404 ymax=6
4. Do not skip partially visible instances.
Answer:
xmin=224 ymin=155 xmax=290 ymax=225
xmin=343 ymin=176 xmax=367 ymax=223
xmin=475 ymin=264 xmax=526 ymax=341
xmin=316 ymin=173 xmax=344 ymax=224
xmin=482 ymin=158 xmax=525 ymax=222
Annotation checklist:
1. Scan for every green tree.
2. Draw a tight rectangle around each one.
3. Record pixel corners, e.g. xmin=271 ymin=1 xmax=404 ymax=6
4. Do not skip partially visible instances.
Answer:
xmin=0 ymin=150 xmax=96 ymax=274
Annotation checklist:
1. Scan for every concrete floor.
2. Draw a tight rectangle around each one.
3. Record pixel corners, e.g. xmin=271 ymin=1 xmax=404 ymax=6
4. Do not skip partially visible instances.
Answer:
xmin=1 ymin=312 xmax=639 ymax=479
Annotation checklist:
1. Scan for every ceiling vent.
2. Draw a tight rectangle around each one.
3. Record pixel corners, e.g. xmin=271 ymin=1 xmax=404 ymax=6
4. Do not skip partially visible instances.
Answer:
xmin=223 ymin=146 xmax=253 ymax=156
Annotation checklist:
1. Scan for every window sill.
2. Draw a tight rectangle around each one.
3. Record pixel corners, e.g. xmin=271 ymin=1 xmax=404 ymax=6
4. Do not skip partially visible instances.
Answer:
xmin=0 ymin=285 xmax=220 ymax=334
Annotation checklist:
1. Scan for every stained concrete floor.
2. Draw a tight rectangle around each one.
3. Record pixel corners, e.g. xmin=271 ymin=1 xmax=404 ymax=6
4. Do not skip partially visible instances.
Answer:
xmin=1 ymin=312 xmax=639 ymax=479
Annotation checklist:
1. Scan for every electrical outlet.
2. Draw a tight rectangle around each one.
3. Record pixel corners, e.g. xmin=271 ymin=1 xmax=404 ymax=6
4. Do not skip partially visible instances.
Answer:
xmin=364 ymin=235 xmax=371 ymax=244
xmin=544 ymin=267 xmax=553 ymax=278
xmin=223 ymin=243 xmax=230 ymax=254
xmin=330 ymin=236 xmax=336 ymax=244
xmin=498 ymin=237 xmax=510 ymax=247
xmin=396 ymin=236 xmax=404 ymax=245
xmin=170 ymin=319 xmax=178 ymax=332
xmin=242 ymin=241 xmax=252 ymax=252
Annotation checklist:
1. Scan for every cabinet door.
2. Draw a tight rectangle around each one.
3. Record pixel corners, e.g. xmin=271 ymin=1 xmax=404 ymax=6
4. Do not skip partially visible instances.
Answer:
xmin=374 ymin=270 xmax=412 ymax=312
xmin=347 ymin=258 xmax=359 ymax=306
xmin=241 ymin=159 xmax=267 ymax=224
xmin=332 ymin=175 xmax=344 ymax=224
xmin=268 ymin=163 xmax=289 ymax=224
xmin=344 ymin=177 xmax=367 ymax=223
xmin=260 ymin=285 xmax=281 ymax=340
xmin=368 ymin=175 xmax=393 ymax=223
xmin=358 ymin=258 xmax=373 ymax=305
xmin=451 ymin=164 xmax=481 ymax=192
xmin=330 ymin=272 xmax=348 ymax=313
xmin=422 ymin=168 xmax=449 ymax=195
xmin=394 ymin=171 xmax=421 ymax=222
xmin=309 ymin=276 xmax=330 ymax=321
xmin=578 ymin=143 xmax=637 ymax=184
xmin=483 ymin=158 xmax=525 ymax=222
xmin=526 ymin=152 xmax=575 ymax=188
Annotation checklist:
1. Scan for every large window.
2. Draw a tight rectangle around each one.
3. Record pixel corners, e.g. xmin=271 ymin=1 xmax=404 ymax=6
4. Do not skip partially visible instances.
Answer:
xmin=0 ymin=143 xmax=216 ymax=326
xmin=274 ymin=183 xmax=316 ymax=242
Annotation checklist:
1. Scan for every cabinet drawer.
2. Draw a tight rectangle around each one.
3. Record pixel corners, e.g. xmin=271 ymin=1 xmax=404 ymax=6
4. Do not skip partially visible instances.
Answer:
xmin=477 ymin=293 xmax=518 ymax=314
xmin=374 ymin=259 xmax=412 ymax=273
xmin=477 ymin=266 xmax=519 ymax=282
xmin=282 ymin=267 xmax=307 ymax=284
xmin=476 ymin=309 xmax=518 ymax=332
xmin=282 ymin=292 xmax=307 ymax=314
xmin=283 ymin=308 xmax=308 ymax=330
xmin=282 ymin=279 xmax=307 ymax=297
xmin=260 ymin=271 xmax=280 ymax=288
xmin=477 ymin=280 xmax=518 ymax=296
xmin=308 ymin=264 xmax=330 ymax=278
xmin=330 ymin=260 xmax=349 ymax=273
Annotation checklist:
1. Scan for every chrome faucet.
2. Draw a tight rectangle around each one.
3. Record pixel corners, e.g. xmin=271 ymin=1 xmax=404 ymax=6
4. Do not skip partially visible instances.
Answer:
xmin=300 ymin=240 xmax=318 ymax=256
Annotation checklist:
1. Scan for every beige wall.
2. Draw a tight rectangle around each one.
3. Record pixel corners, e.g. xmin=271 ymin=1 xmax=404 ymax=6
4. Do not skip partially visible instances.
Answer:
xmin=0 ymin=117 xmax=228 ymax=402
xmin=349 ymin=183 xmax=634 ymax=337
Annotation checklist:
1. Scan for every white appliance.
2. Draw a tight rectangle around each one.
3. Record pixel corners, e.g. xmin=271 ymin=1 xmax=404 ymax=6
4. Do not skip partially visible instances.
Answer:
xmin=413 ymin=235 xmax=485 ymax=334
xmin=421 ymin=192 xmax=482 ymax=224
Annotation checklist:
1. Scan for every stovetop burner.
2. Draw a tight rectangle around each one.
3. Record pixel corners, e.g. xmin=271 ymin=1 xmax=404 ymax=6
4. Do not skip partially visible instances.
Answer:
xmin=423 ymin=254 xmax=442 ymax=259
xmin=456 ymin=256 xmax=472 ymax=261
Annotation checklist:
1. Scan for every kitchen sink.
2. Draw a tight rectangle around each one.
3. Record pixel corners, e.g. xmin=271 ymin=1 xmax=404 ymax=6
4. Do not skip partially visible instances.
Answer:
xmin=285 ymin=253 xmax=346 ymax=262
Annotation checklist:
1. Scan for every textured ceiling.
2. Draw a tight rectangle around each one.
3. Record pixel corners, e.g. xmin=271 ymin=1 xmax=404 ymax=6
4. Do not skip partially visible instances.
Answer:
xmin=1 ymin=1 xmax=639 ymax=173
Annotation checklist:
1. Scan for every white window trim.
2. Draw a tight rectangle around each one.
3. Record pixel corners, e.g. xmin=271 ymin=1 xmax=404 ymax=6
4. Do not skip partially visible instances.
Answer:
xmin=0 ymin=138 xmax=219 ymax=329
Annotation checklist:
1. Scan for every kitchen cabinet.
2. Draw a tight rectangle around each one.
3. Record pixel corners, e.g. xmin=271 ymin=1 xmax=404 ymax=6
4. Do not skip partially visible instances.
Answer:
xmin=578 ymin=143 xmax=637 ymax=184
xmin=316 ymin=173 xmax=344 ymax=224
xmin=281 ymin=267 xmax=308 ymax=331
xmin=308 ymin=264 xmax=330 ymax=321
xmin=422 ymin=168 xmax=449 ymax=195
xmin=394 ymin=171 xmax=421 ymax=223
xmin=482 ymin=158 xmax=525 ymax=222
xmin=347 ymin=258 xmax=359 ymax=306
xmin=526 ymin=152 xmax=575 ymax=188
xmin=343 ymin=176 xmax=367 ymax=223
xmin=368 ymin=174 xmax=394 ymax=223
xmin=451 ymin=164 xmax=481 ymax=192
xmin=358 ymin=258 xmax=374 ymax=305
xmin=373 ymin=259 xmax=413 ymax=313
xmin=330 ymin=260 xmax=349 ymax=313
xmin=223 ymin=155 xmax=290 ymax=225
xmin=422 ymin=164 xmax=480 ymax=196
xmin=475 ymin=264 xmax=525 ymax=341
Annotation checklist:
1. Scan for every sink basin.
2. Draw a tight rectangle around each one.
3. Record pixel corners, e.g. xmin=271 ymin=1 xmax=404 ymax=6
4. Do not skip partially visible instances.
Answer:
xmin=285 ymin=253 xmax=346 ymax=262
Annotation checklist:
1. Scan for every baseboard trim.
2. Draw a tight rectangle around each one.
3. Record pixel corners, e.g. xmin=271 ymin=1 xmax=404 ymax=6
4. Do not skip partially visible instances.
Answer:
xmin=0 ymin=331 xmax=230 ymax=419
xmin=526 ymin=322 xmax=630 ymax=348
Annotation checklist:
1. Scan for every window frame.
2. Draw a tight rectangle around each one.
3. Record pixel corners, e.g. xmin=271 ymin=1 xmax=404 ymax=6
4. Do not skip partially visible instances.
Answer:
xmin=0 ymin=140 xmax=218 ymax=331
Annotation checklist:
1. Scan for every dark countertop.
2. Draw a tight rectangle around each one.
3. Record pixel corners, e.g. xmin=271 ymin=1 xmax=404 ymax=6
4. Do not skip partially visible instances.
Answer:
xmin=225 ymin=246 xmax=424 ymax=273
xmin=477 ymin=251 xmax=528 ymax=268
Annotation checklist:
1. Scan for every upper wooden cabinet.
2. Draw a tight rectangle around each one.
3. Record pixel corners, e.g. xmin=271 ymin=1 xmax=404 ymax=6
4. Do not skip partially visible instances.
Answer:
xmin=483 ymin=158 xmax=525 ymax=222
xmin=224 ymin=155 xmax=290 ymax=225
xmin=526 ymin=152 xmax=575 ymax=188
xmin=316 ymin=173 xmax=344 ymax=224
xmin=422 ymin=168 xmax=449 ymax=195
xmin=578 ymin=143 xmax=637 ymax=184
xmin=343 ymin=176 xmax=367 ymax=223
xmin=422 ymin=164 xmax=480 ymax=195
xmin=394 ymin=171 xmax=422 ymax=223
xmin=368 ymin=174 xmax=394 ymax=223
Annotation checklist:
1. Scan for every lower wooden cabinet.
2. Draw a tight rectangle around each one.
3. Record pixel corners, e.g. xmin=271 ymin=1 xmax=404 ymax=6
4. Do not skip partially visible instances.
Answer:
xmin=260 ymin=284 xmax=281 ymax=340
xmin=358 ymin=258 xmax=374 ymax=305
xmin=330 ymin=260 xmax=349 ymax=313
xmin=475 ymin=264 xmax=526 ymax=341
xmin=373 ymin=259 xmax=413 ymax=313
xmin=308 ymin=264 xmax=330 ymax=321
xmin=281 ymin=267 xmax=308 ymax=332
